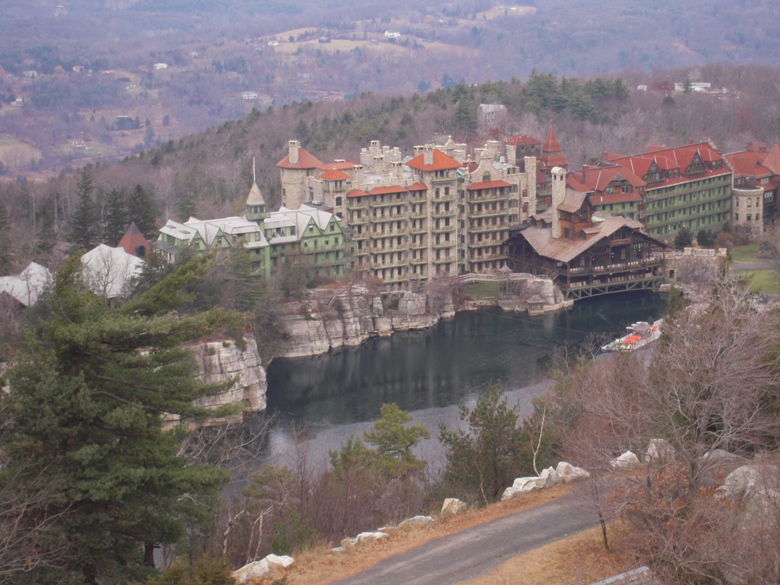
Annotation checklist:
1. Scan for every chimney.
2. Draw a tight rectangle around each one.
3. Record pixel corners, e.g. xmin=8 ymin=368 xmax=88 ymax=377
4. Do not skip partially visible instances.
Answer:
xmin=582 ymin=164 xmax=590 ymax=186
xmin=747 ymin=142 xmax=754 ymax=152
xmin=551 ymin=167 xmax=566 ymax=239
xmin=288 ymin=140 xmax=299 ymax=165
xmin=506 ymin=144 xmax=517 ymax=167
xmin=524 ymin=156 xmax=537 ymax=217
xmin=423 ymin=145 xmax=433 ymax=166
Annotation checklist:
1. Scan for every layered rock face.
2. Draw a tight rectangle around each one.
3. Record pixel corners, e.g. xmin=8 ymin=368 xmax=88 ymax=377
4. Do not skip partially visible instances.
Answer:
xmin=276 ymin=284 xmax=455 ymax=358
xmin=190 ymin=337 xmax=267 ymax=416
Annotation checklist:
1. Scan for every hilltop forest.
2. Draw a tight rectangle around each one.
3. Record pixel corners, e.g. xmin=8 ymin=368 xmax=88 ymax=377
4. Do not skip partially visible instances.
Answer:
xmin=1 ymin=63 xmax=780 ymax=276
xmin=0 ymin=0 xmax=779 ymax=175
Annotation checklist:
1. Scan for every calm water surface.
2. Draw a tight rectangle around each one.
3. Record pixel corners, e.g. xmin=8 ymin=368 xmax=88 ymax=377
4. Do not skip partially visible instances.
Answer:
xmin=262 ymin=292 xmax=666 ymax=466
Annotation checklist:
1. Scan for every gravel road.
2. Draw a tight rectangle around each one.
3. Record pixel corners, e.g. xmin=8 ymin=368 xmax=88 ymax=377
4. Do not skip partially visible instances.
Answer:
xmin=332 ymin=495 xmax=597 ymax=585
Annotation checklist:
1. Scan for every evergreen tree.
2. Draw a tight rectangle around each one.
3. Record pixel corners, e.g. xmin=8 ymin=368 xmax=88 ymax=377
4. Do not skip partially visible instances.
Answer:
xmin=0 ymin=256 xmax=240 ymax=584
xmin=69 ymin=168 xmax=99 ymax=250
xmin=176 ymin=193 xmax=197 ymax=221
xmin=103 ymin=188 xmax=128 ymax=246
xmin=34 ymin=200 xmax=57 ymax=262
xmin=439 ymin=385 xmax=530 ymax=504
xmin=0 ymin=201 xmax=13 ymax=275
xmin=128 ymin=184 xmax=158 ymax=241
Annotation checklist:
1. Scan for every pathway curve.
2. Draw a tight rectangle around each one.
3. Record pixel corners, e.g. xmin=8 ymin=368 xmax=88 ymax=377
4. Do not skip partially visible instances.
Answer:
xmin=332 ymin=495 xmax=597 ymax=585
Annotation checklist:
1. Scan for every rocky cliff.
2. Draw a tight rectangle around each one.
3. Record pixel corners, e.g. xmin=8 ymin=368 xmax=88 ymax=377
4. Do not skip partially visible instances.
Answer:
xmin=273 ymin=276 xmax=569 ymax=359
xmin=189 ymin=337 xmax=267 ymax=421
xmin=276 ymin=283 xmax=455 ymax=358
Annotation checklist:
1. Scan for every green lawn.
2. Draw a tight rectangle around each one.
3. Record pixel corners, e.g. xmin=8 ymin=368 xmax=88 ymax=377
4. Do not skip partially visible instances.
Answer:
xmin=741 ymin=269 xmax=779 ymax=293
xmin=730 ymin=244 xmax=759 ymax=263
xmin=465 ymin=282 xmax=500 ymax=299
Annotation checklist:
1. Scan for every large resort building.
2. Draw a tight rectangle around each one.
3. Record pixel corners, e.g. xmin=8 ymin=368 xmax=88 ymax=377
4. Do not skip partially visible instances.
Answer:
xmin=277 ymin=137 xmax=540 ymax=289
xmin=154 ymin=126 xmax=780 ymax=300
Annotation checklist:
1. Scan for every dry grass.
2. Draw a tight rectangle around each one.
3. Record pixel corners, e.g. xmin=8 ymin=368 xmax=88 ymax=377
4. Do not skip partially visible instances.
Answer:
xmin=269 ymin=484 xmax=579 ymax=585
xmin=455 ymin=523 xmax=638 ymax=585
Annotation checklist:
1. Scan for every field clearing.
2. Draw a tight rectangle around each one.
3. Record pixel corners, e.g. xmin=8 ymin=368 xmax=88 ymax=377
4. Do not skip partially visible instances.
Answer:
xmin=0 ymin=133 xmax=43 ymax=169
xmin=730 ymin=243 xmax=759 ymax=262
xmin=476 ymin=5 xmax=537 ymax=20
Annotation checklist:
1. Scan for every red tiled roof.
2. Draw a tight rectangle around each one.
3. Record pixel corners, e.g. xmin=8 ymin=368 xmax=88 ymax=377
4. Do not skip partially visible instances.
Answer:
xmin=609 ymin=143 xmax=729 ymax=185
xmin=601 ymin=152 xmax=625 ymax=162
xmin=347 ymin=189 xmax=368 ymax=198
xmin=320 ymin=169 xmax=350 ymax=180
xmin=725 ymin=150 xmax=773 ymax=179
xmin=542 ymin=127 xmax=562 ymax=154
xmin=507 ymin=134 xmax=541 ymax=147
xmin=761 ymin=144 xmax=780 ymax=175
xmin=118 ymin=222 xmax=151 ymax=258
xmin=406 ymin=149 xmax=462 ymax=171
xmin=277 ymin=147 xmax=323 ymax=169
xmin=536 ymin=172 xmax=551 ymax=184
xmin=408 ymin=183 xmax=428 ymax=191
xmin=468 ymin=180 xmax=512 ymax=191
xmin=540 ymin=154 xmax=569 ymax=168
xmin=566 ymin=175 xmax=590 ymax=192
xmin=368 ymin=185 xmax=407 ymax=195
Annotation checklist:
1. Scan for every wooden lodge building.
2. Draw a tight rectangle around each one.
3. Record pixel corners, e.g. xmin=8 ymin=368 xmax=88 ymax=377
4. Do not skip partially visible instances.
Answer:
xmin=506 ymin=168 xmax=668 ymax=300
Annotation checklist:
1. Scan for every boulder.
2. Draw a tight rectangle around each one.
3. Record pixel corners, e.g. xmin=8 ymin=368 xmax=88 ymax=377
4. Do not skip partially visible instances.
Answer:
xmin=556 ymin=461 xmax=590 ymax=483
xmin=398 ymin=515 xmax=434 ymax=529
xmin=341 ymin=531 xmax=389 ymax=548
xmin=610 ymin=451 xmax=641 ymax=471
xmin=441 ymin=498 xmax=468 ymax=518
xmin=231 ymin=554 xmax=295 ymax=584
xmin=723 ymin=465 xmax=779 ymax=501
xmin=232 ymin=560 xmax=270 ymax=584
xmin=501 ymin=476 xmax=545 ymax=501
xmin=644 ymin=439 xmax=675 ymax=464
xmin=700 ymin=449 xmax=743 ymax=470
xmin=539 ymin=467 xmax=561 ymax=487
xmin=265 ymin=554 xmax=294 ymax=570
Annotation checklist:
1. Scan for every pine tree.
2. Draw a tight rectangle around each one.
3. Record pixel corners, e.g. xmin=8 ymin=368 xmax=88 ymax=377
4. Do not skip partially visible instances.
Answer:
xmin=34 ymin=200 xmax=57 ymax=262
xmin=0 ymin=201 xmax=13 ymax=276
xmin=0 ymin=255 xmax=240 ymax=584
xmin=103 ymin=188 xmax=129 ymax=246
xmin=127 ymin=184 xmax=158 ymax=241
xmin=68 ymin=168 xmax=99 ymax=250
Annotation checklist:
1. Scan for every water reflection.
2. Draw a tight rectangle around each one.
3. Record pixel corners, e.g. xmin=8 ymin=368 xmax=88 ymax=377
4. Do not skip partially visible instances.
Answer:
xmin=266 ymin=292 xmax=667 ymax=428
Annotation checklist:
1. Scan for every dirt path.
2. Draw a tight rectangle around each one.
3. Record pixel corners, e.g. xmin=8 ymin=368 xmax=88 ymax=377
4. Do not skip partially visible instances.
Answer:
xmin=331 ymin=495 xmax=597 ymax=585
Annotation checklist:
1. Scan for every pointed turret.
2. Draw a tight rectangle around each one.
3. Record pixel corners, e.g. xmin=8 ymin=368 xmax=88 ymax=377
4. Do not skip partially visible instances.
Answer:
xmin=245 ymin=182 xmax=268 ymax=224
xmin=542 ymin=126 xmax=562 ymax=155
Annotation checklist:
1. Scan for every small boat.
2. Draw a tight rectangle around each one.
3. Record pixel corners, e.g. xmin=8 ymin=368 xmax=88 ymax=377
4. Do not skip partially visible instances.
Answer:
xmin=600 ymin=319 xmax=663 ymax=352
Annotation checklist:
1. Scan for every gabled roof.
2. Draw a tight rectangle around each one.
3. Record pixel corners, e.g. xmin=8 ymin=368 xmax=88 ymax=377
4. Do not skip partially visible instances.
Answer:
xmin=347 ymin=188 xmax=368 ymax=198
xmin=608 ymin=142 xmax=729 ymax=186
xmin=726 ymin=150 xmax=774 ymax=179
xmin=320 ymin=169 xmax=350 ymax=181
xmin=557 ymin=191 xmax=590 ymax=213
xmin=406 ymin=149 xmax=462 ymax=172
xmin=516 ymin=215 xmax=659 ymax=264
xmin=467 ymin=180 xmax=512 ymax=191
xmin=246 ymin=182 xmax=266 ymax=205
xmin=408 ymin=183 xmax=428 ymax=191
xmin=0 ymin=262 xmax=51 ymax=306
xmin=762 ymin=144 xmax=780 ymax=174
xmin=276 ymin=147 xmax=323 ymax=169
xmin=506 ymin=134 xmax=541 ymax=147
xmin=571 ymin=166 xmax=646 ymax=192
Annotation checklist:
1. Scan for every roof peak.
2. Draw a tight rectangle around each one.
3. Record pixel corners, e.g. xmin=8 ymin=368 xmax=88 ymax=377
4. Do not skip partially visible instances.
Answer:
xmin=542 ymin=126 xmax=562 ymax=154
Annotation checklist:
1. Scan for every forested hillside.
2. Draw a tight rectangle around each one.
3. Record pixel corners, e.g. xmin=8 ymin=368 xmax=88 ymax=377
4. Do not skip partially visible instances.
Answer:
xmin=0 ymin=0 xmax=778 ymax=176
xmin=1 ymin=63 xmax=779 ymax=275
